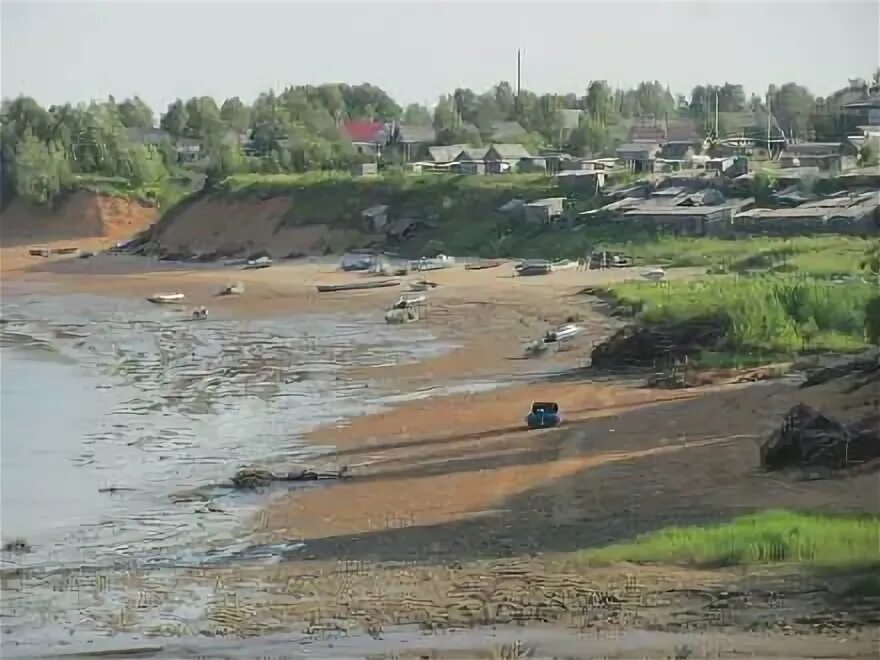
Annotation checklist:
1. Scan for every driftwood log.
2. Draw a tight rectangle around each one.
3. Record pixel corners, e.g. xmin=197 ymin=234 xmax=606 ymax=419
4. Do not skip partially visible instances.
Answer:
xmin=232 ymin=464 xmax=349 ymax=489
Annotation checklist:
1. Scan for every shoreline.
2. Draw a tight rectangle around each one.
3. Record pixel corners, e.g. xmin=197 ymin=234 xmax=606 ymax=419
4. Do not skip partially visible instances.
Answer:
xmin=2 ymin=248 xmax=878 ymax=657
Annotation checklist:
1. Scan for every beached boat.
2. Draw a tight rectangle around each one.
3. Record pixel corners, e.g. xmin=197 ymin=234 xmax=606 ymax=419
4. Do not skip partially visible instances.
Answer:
xmin=640 ymin=267 xmax=666 ymax=281
xmin=515 ymin=260 xmax=553 ymax=276
xmin=146 ymin=293 xmax=185 ymax=304
xmin=411 ymin=254 xmax=455 ymax=271
xmin=243 ymin=256 xmax=273 ymax=270
xmin=465 ymin=260 xmax=503 ymax=271
xmin=543 ymin=323 xmax=583 ymax=343
xmin=316 ymin=280 xmax=400 ymax=293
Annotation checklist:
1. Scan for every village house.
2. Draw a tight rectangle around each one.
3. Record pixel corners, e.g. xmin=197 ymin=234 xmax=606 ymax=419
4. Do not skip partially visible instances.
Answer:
xmin=616 ymin=142 xmax=661 ymax=173
xmin=523 ymin=197 xmax=566 ymax=224
xmin=387 ymin=123 xmax=436 ymax=162
xmin=484 ymin=143 xmax=532 ymax=173
xmin=342 ymin=120 xmax=386 ymax=159
xmin=425 ymin=145 xmax=465 ymax=165
xmin=779 ymin=142 xmax=858 ymax=172
xmin=451 ymin=146 xmax=489 ymax=174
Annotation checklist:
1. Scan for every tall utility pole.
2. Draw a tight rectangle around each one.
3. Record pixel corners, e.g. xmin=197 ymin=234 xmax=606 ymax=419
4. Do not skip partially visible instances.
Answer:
xmin=516 ymin=49 xmax=522 ymax=115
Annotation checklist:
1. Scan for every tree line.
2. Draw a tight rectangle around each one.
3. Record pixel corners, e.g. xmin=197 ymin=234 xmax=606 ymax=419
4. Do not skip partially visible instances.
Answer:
xmin=2 ymin=73 xmax=878 ymax=206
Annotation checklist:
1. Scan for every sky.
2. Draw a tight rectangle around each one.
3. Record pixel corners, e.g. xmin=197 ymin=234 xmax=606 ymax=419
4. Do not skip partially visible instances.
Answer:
xmin=2 ymin=0 xmax=878 ymax=114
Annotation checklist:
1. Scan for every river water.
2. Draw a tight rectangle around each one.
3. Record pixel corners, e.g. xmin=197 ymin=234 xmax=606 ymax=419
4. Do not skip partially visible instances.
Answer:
xmin=0 ymin=283 xmax=469 ymax=653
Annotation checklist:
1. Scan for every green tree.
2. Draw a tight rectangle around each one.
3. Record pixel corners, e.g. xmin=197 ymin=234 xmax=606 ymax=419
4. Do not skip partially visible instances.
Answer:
xmin=402 ymin=103 xmax=432 ymax=125
xmin=160 ymin=99 xmax=189 ymax=137
xmin=12 ymin=129 xmax=69 ymax=204
xmin=585 ymin=80 xmax=613 ymax=124
xmin=219 ymin=97 xmax=251 ymax=132
xmin=117 ymin=96 xmax=154 ymax=129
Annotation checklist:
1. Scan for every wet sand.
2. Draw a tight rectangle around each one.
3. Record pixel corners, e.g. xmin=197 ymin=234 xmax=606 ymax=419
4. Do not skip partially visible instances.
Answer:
xmin=2 ymin=244 xmax=878 ymax=658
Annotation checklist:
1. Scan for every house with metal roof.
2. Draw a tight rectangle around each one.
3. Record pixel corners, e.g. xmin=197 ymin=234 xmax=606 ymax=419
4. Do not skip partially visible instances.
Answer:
xmin=779 ymin=142 xmax=858 ymax=171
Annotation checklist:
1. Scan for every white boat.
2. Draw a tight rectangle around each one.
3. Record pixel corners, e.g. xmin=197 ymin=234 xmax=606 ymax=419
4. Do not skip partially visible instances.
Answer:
xmin=543 ymin=323 xmax=583 ymax=343
xmin=146 ymin=293 xmax=185 ymax=304
xmin=550 ymin=259 xmax=578 ymax=271
xmin=640 ymin=268 xmax=666 ymax=281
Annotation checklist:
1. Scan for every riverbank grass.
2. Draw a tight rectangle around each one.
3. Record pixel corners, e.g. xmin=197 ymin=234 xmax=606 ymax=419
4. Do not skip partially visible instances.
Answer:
xmin=571 ymin=511 xmax=880 ymax=568
xmin=605 ymin=276 xmax=873 ymax=355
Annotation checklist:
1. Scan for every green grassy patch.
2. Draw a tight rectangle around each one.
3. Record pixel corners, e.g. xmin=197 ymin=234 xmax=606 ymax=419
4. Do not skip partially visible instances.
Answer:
xmin=569 ymin=511 xmax=880 ymax=568
xmin=606 ymin=236 xmax=873 ymax=276
xmin=605 ymin=276 xmax=872 ymax=354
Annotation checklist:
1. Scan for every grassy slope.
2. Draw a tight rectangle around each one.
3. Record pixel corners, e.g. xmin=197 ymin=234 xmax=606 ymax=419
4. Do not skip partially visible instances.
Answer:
xmin=606 ymin=276 xmax=874 ymax=355
xmin=569 ymin=511 xmax=880 ymax=568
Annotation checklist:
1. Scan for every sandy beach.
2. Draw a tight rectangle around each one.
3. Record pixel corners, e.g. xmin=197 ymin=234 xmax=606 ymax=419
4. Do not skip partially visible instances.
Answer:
xmin=2 ymin=242 xmax=878 ymax=658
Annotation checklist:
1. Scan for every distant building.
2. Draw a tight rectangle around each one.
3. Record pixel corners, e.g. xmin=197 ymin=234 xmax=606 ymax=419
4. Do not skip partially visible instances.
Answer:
xmin=616 ymin=142 xmax=661 ymax=173
xmin=484 ymin=143 xmax=532 ymax=173
xmin=426 ymin=144 xmax=465 ymax=164
xmin=387 ymin=123 xmax=436 ymax=161
xmin=779 ymin=142 xmax=858 ymax=172
xmin=523 ymin=197 xmax=566 ymax=224
xmin=342 ymin=121 xmax=386 ymax=159
xmin=350 ymin=162 xmax=379 ymax=176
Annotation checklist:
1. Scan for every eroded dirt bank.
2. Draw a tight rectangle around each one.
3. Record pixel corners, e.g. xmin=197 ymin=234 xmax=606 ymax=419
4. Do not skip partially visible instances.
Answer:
xmin=0 ymin=190 xmax=158 ymax=246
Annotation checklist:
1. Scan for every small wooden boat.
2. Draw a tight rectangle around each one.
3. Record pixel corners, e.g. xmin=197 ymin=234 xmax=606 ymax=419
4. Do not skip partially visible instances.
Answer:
xmin=146 ymin=292 xmax=185 ymax=304
xmin=51 ymin=246 xmax=80 ymax=255
xmin=243 ymin=256 xmax=273 ymax=270
xmin=543 ymin=323 xmax=583 ymax=343
xmin=29 ymin=247 xmax=50 ymax=257
xmin=465 ymin=260 xmax=503 ymax=271
xmin=316 ymin=280 xmax=400 ymax=293
xmin=640 ymin=267 xmax=666 ymax=281
xmin=516 ymin=260 xmax=552 ymax=276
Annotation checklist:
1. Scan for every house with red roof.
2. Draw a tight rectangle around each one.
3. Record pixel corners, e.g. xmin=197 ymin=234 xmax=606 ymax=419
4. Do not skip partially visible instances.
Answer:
xmin=342 ymin=120 xmax=387 ymax=159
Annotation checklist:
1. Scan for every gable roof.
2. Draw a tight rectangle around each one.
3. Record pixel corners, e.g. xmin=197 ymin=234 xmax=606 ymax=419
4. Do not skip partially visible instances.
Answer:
xmin=486 ymin=143 xmax=532 ymax=160
xmin=427 ymin=145 xmax=465 ymax=163
xmin=343 ymin=120 xmax=386 ymax=144
xmin=456 ymin=145 xmax=490 ymax=161
xmin=396 ymin=124 xmax=436 ymax=143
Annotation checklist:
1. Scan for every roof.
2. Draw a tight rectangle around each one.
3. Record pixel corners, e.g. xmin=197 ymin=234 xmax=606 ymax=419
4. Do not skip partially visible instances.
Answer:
xmin=486 ymin=143 xmax=532 ymax=160
xmin=616 ymin=142 xmax=660 ymax=157
xmin=524 ymin=197 xmax=566 ymax=207
xmin=842 ymin=95 xmax=880 ymax=110
xmin=630 ymin=117 xmax=700 ymax=143
xmin=456 ymin=146 xmax=490 ymax=161
xmin=489 ymin=121 xmax=526 ymax=141
xmin=427 ymin=145 xmax=464 ymax=163
xmin=343 ymin=120 xmax=386 ymax=144
xmin=782 ymin=142 xmax=844 ymax=156
xmin=623 ymin=206 xmax=730 ymax=217
xmin=396 ymin=124 xmax=436 ymax=143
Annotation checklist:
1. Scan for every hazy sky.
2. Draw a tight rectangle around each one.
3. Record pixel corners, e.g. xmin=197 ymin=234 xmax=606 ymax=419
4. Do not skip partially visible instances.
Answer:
xmin=2 ymin=0 xmax=878 ymax=114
